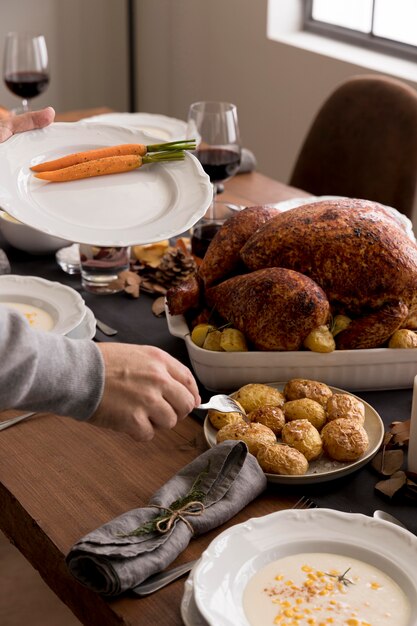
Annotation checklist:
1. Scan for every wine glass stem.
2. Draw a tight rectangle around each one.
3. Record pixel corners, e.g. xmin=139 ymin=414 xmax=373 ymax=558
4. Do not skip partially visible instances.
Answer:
xmin=207 ymin=183 xmax=216 ymax=221
xmin=21 ymin=99 xmax=29 ymax=112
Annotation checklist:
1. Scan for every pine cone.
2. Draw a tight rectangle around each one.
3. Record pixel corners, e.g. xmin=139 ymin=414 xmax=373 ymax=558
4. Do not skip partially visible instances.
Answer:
xmin=153 ymin=247 xmax=197 ymax=289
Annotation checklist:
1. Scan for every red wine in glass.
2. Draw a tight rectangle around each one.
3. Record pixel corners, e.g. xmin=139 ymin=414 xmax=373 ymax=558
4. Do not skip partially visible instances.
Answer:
xmin=187 ymin=101 xmax=242 ymax=257
xmin=5 ymin=71 xmax=49 ymax=99
xmin=3 ymin=32 xmax=49 ymax=113
xmin=194 ymin=148 xmax=241 ymax=183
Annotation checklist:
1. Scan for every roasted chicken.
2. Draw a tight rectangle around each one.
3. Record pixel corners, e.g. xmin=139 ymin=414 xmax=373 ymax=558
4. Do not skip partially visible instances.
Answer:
xmin=167 ymin=198 xmax=417 ymax=349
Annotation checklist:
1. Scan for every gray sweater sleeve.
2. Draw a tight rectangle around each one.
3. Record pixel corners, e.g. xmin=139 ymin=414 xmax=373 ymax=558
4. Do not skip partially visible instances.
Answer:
xmin=0 ymin=306 xmax=104 ymax=420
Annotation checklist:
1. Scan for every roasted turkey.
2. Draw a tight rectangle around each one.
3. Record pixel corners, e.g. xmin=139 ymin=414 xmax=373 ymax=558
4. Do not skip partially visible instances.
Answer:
xmin=167 ymin=198 xmax=417 ymax=350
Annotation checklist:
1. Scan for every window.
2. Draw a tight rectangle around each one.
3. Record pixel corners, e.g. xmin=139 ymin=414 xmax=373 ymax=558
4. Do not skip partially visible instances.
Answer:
xmin=305 ymin=0 xmax=417 ymax=60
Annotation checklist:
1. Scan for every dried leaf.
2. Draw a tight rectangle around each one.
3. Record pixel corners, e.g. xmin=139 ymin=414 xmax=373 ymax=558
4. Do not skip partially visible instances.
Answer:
xmin=152 ymin=296 xmax=166 ymax=317
xmin=125 ymin=284 xmax=140 ymax=298
xmin=390 ymin=419 xmax=410 ymax=446
xmin=119 ymin=270 xmax=141 ymax=285
xmin=132 ymin=241 xmax=170 ymax=267
xmin=174 ymin=237 xmax=191 ymax=254
xmin=375 ymin=470 xmax=407 ymax=497
xmin=371 ymin=449 xmax=404 ymax=476
xmin=382 ymin=432 xmax=393 ymax=447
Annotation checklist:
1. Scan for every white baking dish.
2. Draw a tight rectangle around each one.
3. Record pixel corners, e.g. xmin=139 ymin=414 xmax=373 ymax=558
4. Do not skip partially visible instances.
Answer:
xmin=166 ymin=307 xmax=417 ymax=392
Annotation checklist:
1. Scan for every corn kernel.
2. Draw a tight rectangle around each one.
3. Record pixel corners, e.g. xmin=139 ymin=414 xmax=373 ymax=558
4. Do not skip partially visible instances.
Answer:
xmin=370 ymin=582 xmax=381 ymax=590
xmin=302 ymin=565 xmax=313 ymax=572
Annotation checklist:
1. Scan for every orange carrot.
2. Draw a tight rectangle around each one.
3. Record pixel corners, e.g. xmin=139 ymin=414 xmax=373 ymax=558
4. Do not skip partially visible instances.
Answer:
xmin=31 ymin=144 xmax=147 ymax=172
xmin=30 ymin=140 xmax=196 ymax=172
xmin=33 ymin=151 xmax=185 ymax=182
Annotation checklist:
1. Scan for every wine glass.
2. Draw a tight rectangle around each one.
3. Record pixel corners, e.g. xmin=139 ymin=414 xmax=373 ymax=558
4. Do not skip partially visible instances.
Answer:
xmin=3 ymin=32 xmax=49 ymax=114
xmin=186 ymin=101 xmax=241 ymax=257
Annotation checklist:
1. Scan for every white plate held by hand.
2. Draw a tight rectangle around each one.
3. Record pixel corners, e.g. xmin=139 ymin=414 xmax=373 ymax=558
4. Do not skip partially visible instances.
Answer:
xmin=0 ymin=123 xmax=212 ymax=246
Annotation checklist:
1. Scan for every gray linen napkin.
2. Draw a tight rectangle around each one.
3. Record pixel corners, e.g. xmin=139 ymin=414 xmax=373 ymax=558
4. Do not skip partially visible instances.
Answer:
xmin=66 ymin=440 xmax=267 ymax=596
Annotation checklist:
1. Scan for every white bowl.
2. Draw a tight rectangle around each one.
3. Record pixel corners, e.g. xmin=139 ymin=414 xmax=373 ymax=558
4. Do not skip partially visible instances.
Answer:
xmin=166 ymin=305 xmax=417 ymax=392
xmin=0 ymin=210 xmax=70 ymax=255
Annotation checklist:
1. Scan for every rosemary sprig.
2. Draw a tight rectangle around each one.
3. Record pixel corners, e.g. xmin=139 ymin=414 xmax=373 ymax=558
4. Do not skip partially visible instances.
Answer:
xmin=117 ymin=461 xmax=210 ymax=537
xmin=325 ymin=567 xmax=354 ymax=587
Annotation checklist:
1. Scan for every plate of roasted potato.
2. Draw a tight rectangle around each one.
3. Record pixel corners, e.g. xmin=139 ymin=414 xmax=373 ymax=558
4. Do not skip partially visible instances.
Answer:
xmin=203 ymin=378 xmax=384 ymax=484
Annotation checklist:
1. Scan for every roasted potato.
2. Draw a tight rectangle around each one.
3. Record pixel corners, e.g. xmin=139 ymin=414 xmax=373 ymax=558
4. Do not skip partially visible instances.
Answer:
xmin=216 ymin=421 xmax=276 ymax=456
xmin=202 ymin=329 xmax=223 ymax=351
xmin=257 ymin=443 xmax=309 ymax=475
xmin=303 ymin=325 xmax=335 ymax=353
xmin=208 ymin=401 xmax=246 ymax=430
xmin=247 ymin=405 xmax=286 ymax=436
xmin=388 ymin=329 xmax=417 ymax=349
xmin=281 ymin=419 xmax=323 ymax=461
xmin=219 ymin=327 xmax=248 ymax=352
xmin=331 ymin=314 xmax=352 ymax=337
xmin=231 ymin=383 xmax=285 ymax=413
xmin=326 ymin=393 xmax=365 ymax=424
xmin=321 ymin=418 xmax=369 ymax=461
xmin=284 ymin=378 xmax=333 ymax=408
xmin=191 ymin=323 xmax=217 ymax=347
xmin=283 ymin=398 xmax=327 ymax=431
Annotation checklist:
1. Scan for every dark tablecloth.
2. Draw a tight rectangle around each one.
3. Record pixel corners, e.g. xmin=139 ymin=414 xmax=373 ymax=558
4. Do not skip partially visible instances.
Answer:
xmin=2 ymin=235 xmax=416 ymax=534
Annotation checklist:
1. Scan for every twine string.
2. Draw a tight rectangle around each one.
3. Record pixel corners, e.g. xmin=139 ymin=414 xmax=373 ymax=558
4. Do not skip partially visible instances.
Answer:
xmin=145 ymin=501 xmax=205 ymax=534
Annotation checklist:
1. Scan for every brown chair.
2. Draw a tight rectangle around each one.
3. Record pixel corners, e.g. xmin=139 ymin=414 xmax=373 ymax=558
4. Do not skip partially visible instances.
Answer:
xmin=289 ymin=74 xmax=417 ymax=219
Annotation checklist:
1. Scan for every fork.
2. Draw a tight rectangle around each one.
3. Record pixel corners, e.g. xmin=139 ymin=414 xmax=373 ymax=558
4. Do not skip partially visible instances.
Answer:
xmin=292 ymin=496 xmax=317 ymax=510
xmin=194 ymin=394 xmax=245 ymax=416
xmin=131 ymin=496 xmax=317 ymax=596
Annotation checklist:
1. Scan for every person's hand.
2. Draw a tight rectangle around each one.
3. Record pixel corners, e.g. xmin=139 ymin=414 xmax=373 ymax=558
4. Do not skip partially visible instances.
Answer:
xmin=89 ymin=343 xmax=201 ymax=441
xmin=0 ymin=106 xmax=55 ymax=142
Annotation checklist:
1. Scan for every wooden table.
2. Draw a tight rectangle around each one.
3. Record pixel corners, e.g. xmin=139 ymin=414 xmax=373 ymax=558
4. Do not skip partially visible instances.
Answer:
xmin=0 ymin=111 xmax=313 ymax=626
xmin=2 ymin=109 xmax=414 ymax=626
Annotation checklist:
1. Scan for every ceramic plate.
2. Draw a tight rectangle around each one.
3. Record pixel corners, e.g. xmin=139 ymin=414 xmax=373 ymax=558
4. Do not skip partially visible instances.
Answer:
xmin=181 ymin=563 xmax=208 ymax=626
xmin=193 ymin=508 xmax=417 ymax=626
xmin=82 ymin=112 xmax=188 ymax=142
xmin=0 ymin=275 xmax=86 ymax=335
xmin=203 ymin=383 xmax=384 ymax=485
xmin=0 ymin=123 xmax=212 ymax=246
xmin=66 ymin=306 xmax=96 ymax=340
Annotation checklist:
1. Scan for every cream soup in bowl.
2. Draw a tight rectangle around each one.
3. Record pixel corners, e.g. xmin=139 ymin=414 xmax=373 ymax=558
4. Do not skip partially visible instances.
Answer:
xmin=243 ymin=552 xmax=409 ymax=626
xmin=192 ymin=509 xmax=417 ymax=626
xmin=3 ymin=301 xmax=55 ymax=331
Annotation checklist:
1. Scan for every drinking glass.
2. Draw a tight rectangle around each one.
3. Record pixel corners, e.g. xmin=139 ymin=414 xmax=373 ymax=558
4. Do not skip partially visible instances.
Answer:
xmin=3 ymin=32 xmax=49 ymax=114
xmin=79 ymin=245 xmax=131 ymax=294
xmin=186 ymin=101 xmax=241 ymax=257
